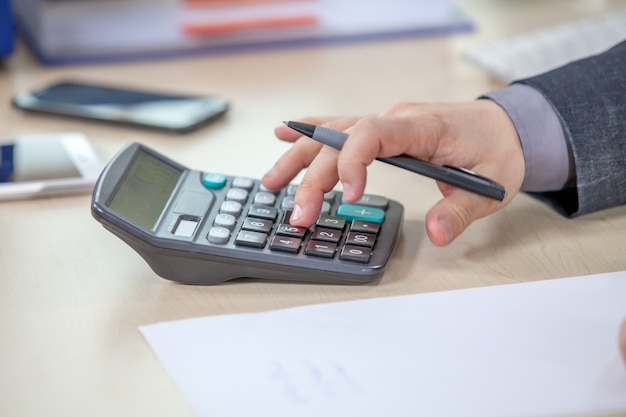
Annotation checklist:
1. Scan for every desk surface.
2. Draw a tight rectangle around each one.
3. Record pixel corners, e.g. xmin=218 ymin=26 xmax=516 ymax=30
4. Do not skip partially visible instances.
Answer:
xmin=1 ymin=1 xmax=626 ymax=416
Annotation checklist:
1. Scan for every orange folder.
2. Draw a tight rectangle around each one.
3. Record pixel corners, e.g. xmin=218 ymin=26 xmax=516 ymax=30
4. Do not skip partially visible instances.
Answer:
xmin=183 ymin=14 xmax=318 ymax=36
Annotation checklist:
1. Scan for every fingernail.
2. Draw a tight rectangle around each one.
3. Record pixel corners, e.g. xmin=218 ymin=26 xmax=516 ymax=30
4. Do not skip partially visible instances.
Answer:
xmin=290 ymin=204 xmax=303 ymax=222
xmin=341 ymin=181 xmax=354 ymax=200
xmin=264 ymin=164 xmax=277 ymax=178
xmin=438 ymin=216 xmax=454 ymax=244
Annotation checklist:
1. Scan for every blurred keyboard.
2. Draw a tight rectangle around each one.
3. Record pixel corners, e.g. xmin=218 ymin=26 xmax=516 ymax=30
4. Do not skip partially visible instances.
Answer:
xmin=463 ymin=9 xmax=626 ymax=83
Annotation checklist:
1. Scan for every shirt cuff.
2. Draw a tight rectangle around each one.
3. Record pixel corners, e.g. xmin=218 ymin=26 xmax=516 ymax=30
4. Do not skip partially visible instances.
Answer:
xmin=481 ymin=83 xmax=573 ymax=192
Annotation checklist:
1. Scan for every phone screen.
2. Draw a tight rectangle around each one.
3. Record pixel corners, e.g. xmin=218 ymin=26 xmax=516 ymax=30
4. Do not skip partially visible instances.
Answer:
xmin=13 ymin=81 xmax=229 ymax=133
xmin=0 ymin=139 xmax=81 ymax=183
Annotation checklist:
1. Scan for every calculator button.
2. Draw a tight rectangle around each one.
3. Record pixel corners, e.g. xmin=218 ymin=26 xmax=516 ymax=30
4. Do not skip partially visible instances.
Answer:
xmin=253 ymin=192 xmax=276 ymax=206
xmin=316 ymin=215 xmax=346 ymax=230
xmin=202 ymin=173 xmax=227 ymax=189
xmin=286 ymin=184 xmax=299 ymax=196
xmin=350 ymin=219 xmax=380 ymax=234
xmin=310 ymin=227 xmax=342 ymax=243
xmin=345 ymin=232 xmax=376 ymax=248
xmin=339 ymin=245 xmax=372 ymax=263
xmin=282 ymin=210 xmax=293 ymax=224
xmin=336 ymin=204 xmax=385 ymax=223
xmin=235 ymin=231 xmax=268 ymax=248
xmin=304 ymin=240 xmax=337 ymax=258
xmin=281 ymin=196 xmax=295 ymax=211
xmin=323 ymin=191 xmax=336 ymax=203
xmin=226 ymin=188 xmax=248 ymax=204
xmin=242 ymin=217 xmax=273 ymax=233
xmin=343 ymin=194 xmax=388 ymax=209
xmin=269 ymin=235 xmax=302 ymax=253
xmin=208 ymin=227 xmax=231 ymax=244
xmin=231 ymin=177 xmax=254 ymax=190
xmin=320 ymin=201 xmax=331 ymax=215
xmin=213 ymin=213 xmax=236 ymax=230
xmin=258 ymin=184 xmax=279 ymax=195
xmin=276 ymin=223 xmax=307 ymax=238
xmin=248 ymin=205 xmax=278 ymax=220
xmin=219 ymin=201 xmax=242 ymax=217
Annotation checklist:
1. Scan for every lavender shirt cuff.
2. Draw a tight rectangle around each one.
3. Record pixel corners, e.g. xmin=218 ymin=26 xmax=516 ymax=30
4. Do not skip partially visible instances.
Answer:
xmin=481 ymin=83 xmax=573 ymax=192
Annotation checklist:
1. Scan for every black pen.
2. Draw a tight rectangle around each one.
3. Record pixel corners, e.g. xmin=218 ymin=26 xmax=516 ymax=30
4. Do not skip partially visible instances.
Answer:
xmin=283 ymin=121 xmax=506 ymax=201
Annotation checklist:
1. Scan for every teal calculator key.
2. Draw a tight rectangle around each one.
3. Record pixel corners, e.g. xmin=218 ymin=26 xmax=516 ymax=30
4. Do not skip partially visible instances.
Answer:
xmin=202 ymin=173 xmax=227 ymax=189
xmin=336 ymin=204 xmax=385 ymax=223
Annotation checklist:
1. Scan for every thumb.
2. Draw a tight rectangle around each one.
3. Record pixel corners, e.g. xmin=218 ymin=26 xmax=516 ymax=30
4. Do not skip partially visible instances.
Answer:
xmin=425 ymin=191 xmax=488 ymax=246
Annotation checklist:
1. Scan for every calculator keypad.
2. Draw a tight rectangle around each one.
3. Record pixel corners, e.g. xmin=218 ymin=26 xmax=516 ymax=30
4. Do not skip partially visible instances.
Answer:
xmin=201 ymin=175 xmax=388 ymax=265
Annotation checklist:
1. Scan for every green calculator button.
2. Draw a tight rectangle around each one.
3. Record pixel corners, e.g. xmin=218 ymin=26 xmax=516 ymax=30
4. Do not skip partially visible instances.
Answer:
xmin=336 ymin=204 xmax=385 ymax=223
xmin=202 ymin=173 xmax=227 ymax=189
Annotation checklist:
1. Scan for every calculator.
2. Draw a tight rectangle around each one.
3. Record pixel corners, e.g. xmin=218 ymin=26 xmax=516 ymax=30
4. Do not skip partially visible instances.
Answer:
xmin=91 ymin=143 xmax=404 ymax=285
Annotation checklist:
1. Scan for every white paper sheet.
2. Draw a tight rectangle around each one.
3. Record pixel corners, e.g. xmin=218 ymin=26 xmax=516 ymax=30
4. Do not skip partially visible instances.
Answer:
xmin=140 ymin=271 xmax=626 ymax=417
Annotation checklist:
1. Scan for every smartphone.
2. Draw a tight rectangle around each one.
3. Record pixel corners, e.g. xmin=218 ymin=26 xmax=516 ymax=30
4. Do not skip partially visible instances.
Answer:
xmin=0 ymin=132 xmax=103 ymax=201
xmin=12 ymin=81 xmax=230 ymax=133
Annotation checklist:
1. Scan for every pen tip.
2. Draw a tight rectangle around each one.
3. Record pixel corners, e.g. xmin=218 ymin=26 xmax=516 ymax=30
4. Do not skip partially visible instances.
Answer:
xmin=282 ymin=121 xmax=289 ymax=126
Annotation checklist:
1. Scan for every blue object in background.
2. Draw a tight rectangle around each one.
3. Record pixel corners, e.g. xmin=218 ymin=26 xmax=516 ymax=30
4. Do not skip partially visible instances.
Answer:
xmin=0 ymin=0 xmax=14 ymax=58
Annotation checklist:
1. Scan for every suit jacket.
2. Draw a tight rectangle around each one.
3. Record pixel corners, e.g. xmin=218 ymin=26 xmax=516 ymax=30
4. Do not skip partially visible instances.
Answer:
xmin=517 ymin=40 xmax=626 ymax=217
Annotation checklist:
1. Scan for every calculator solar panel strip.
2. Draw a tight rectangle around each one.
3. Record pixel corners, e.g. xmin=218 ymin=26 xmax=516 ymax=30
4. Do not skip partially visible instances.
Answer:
xmin=91 ymin=142 xmax=404 ymax=285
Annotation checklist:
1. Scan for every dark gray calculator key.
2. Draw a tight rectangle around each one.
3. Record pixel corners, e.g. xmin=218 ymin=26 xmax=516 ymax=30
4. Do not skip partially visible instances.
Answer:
xmin=320 ymin=201 xmax=331 ymax=215
xmin=242 ymin=217 xmax=273 ymax=233
xmin=213 ymin=213 xmax=236 ymax=230
xmin=350 ymin=219 xmax=381 ymax=234
xmin=276 ymin=223 xmax=307 ymax=238
xmin=316 ymin=215 xmax=346 ymax=230
xmin=235 ymin=230 xmax=268 ymax=248
xmin=345 ymin=231 xmax=376 ymax=248
xmin=310 ymin=227 xmax=342 ymax=243
xmin=172 ymin=190 xmax=213 ymax=217
xmin=248 ymin=205 xmax=278 ymax=220
xmin=208 ymin=227 xmax=231 ymax=244
xmin=254 ymin=192 xmax=276 ymax=206
xmin=269 ymin=235 xmax=302 ymax=253
xmin=304 ymin=240 xmax=337 ymax=258
xmin=339 ymin=245 xmax=372 ymax=263
xmin=282 ymin=210 xmax=293 ymax=224
xmin=342 ymin=194 xmax=389 ymax=209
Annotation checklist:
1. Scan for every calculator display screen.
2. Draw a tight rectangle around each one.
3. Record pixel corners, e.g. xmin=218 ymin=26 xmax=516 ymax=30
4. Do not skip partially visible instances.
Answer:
xmin=108 ymin=150 xmax=182 ymax=230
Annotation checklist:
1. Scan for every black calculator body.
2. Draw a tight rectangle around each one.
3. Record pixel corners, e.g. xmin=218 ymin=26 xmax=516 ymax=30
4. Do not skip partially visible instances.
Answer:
xmin=91 ymin=143 xmax=404 ymax=285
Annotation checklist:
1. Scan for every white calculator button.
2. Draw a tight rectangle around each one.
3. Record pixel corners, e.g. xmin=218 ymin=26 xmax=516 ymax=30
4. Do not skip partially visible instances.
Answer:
xmin=253 ymin=192 xmax=276 ymax=206
xmin=219 ymin=201 xmax=242 ymax=216
xmin=226 ymin=188 xmax=248 ymax=204
xmin=213 ymin=213 xmax=236 ymax=230
xmin=231 ymin=177 xmax=254 ymax=191
xmin=208 ymin=227 xmax=230 ymax=244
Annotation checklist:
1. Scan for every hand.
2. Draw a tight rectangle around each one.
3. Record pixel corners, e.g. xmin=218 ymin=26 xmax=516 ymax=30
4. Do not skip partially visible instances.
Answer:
xmin=262 ymin=100 xmax=525 ymax=246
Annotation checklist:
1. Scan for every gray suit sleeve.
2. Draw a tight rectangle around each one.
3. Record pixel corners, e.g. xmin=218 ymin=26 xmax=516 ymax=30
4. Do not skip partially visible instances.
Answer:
xmin=515 ymin=40 xmax=626 ymax=217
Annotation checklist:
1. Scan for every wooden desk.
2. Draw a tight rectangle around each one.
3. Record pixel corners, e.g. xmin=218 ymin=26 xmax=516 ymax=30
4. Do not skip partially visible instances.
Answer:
xmin=1 ymin=1 xmax=625 ymax=416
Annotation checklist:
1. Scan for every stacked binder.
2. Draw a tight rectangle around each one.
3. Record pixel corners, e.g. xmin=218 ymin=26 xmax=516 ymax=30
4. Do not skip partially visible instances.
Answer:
xmin=12 ymin=0 xmax=473 ymax=65
xmin=1 ymin=0 xmax=14 ymax=58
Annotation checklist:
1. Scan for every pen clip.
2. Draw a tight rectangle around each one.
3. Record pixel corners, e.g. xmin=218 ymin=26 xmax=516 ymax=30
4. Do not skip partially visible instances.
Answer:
xmin=443 ymin=164 xmax=507 ymax=200
xmin=443 ymin=165 xmax=493 ymax=183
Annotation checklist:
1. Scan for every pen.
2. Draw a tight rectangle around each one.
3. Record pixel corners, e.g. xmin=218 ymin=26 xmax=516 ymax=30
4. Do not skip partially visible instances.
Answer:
xmin=283 ymin=121 xmax=507 ymax=201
